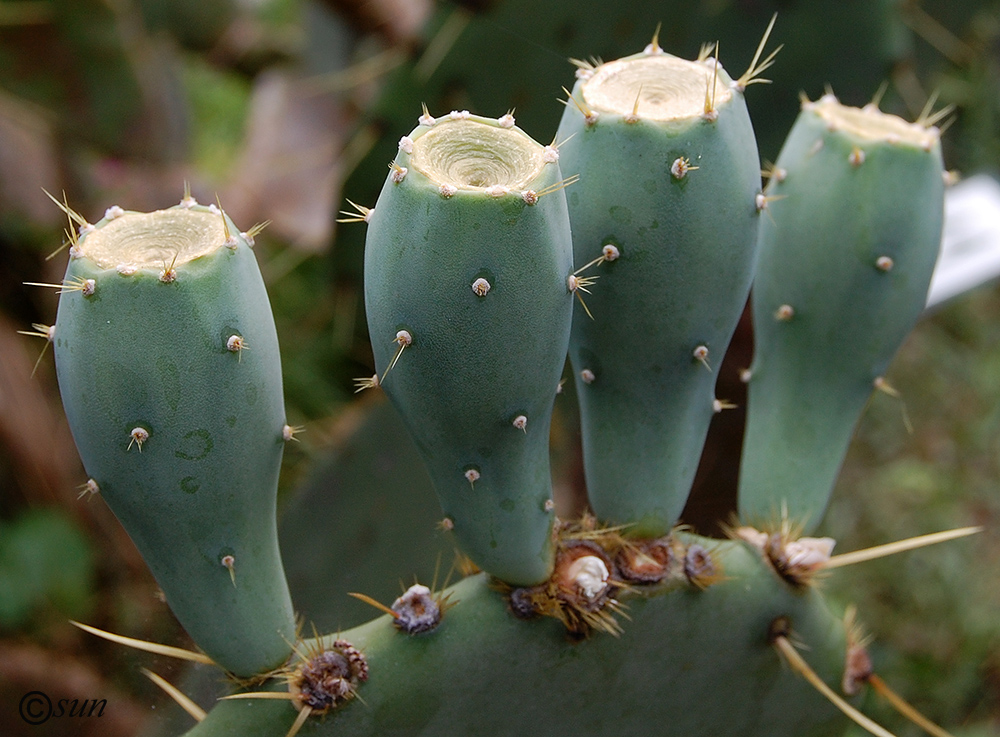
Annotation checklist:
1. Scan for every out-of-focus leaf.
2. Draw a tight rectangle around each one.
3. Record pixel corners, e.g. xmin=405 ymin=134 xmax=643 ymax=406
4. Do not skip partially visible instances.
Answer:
xmin=317 ymin=0 xmax=432 ymax=45
xmin=0 ymin=508 xmax=95 ymax=629
xmin=0 ymin=92 xmax=62 ymax=225
xmin=0 ymin=313 xmax=82 ymax=504
xmin=222 ymin=68 xmax=346 ymax=250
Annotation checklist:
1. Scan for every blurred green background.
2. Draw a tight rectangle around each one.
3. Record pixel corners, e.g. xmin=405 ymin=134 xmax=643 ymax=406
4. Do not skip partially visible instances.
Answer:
xmin=0 ymin=0 xmax=998 ymax=735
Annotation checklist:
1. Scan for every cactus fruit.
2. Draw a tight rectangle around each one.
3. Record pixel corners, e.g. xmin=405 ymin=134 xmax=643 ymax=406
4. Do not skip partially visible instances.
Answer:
xmin=555 ymin=39 xmax=767 ymax=536
xmin=362 ymin=111 xmax=575 ymax=586
xmin=51 ymin=198 xmax=295 ymax=676
xmin=738 ymin=93 xmax=946 ymax=530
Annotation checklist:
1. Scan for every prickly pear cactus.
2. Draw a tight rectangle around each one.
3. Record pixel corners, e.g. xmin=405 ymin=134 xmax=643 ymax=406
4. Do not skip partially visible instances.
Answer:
xmin=739 ymin=94 xmax=946 ymax=530
xmin=51 ymin=199 xmax=295 ymax=677
xmin=362 ymin=111 xmax=574 ymax=586
xmin=555 ymin=39 xmax=766 ymax=537
xmin=183 ymin=540 xmax=849 ymax=737
xmin=38 ymin=27 xmax=974 ymax=737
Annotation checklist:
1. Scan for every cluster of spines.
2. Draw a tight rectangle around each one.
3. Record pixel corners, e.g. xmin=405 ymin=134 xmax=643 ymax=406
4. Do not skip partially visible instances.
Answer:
xmin=731 ymin=513 xmax=979 ymax=737
xmin=505 ymin=514 xmax=726 ymax=636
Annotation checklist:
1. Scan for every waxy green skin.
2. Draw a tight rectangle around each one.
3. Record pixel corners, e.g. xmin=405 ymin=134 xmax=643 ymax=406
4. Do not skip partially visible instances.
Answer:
xmin=182 ymin=539 xmax=849 ymax=737
xmin=557 ymin=56 xmax=762 ymax=536
xmin=53 ymin=207 xmax=296 ymax=676
xmin=364 ymin=117 xmax=574 ymax=586
xmin=739 ymin=103 xmax=944 ymax=530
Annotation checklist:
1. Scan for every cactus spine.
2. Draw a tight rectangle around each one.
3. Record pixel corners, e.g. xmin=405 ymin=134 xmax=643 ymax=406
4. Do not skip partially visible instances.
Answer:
xmin=52 ymin=201 xmax=295 ymax=676
xmin=739 ymin=94 xmax=945 ymax=530
xmin=556 ymin=46 xmax=763 ymax=536
xmin=363 ymin=112 xmax=574 ymax=585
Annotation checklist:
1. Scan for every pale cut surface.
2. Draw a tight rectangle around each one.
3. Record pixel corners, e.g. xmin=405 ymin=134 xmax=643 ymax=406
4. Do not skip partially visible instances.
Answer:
xmin=583 ymin=55 xmax=731 ymax=120
xmin=79 ymin=209 xmax=226 ymax=270
xmin=410 ymin=119 xmax=546 ymax=190
xmin=813 ymin=97 xmax=938 ymax=148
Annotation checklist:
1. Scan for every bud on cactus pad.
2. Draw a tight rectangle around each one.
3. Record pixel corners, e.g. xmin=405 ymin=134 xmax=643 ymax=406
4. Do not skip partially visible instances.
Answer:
xmin=739 ymin=94 xmax=945 ymax=530
xmin=53 ymin=202 xmax=296 ymax=676
xmin=363 ymin=112 xmax=575 ymax=585
xmin=556 ymin=48 xmax=762 ymax=536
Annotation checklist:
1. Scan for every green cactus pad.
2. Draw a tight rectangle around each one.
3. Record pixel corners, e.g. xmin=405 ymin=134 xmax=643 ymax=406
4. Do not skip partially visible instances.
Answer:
xmin=181 ymin=537 xmax=850 ymax=737
xmin=739 ymin=95 xmax=945 ymax=530
xmin=53 ymin=202 xmax=295 ymax=676
xmin=556 ymin=49 xmax=762 ymax=536
xmin=363 ymin=112 xmax=574 ymax=586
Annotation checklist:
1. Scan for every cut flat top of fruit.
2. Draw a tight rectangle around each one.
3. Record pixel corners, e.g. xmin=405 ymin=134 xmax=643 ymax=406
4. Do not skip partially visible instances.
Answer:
xmin=809 ymin=96 xmax=939 ymax=148
xmin=78 ymin=209 xmax=228 ymax=270
xmin=410 ymin=118 xmax=546 ymax=191
xmin=583 ymin=54 xmax=732 ymax=121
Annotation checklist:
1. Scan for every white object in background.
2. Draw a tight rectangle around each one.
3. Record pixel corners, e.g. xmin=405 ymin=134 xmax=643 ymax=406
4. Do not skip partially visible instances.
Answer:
xmin=927 ymin=174 xmax=1000 ymax=309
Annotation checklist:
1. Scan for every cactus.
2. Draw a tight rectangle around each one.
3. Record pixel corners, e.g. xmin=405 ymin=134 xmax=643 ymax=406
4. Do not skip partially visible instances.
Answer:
xmin=362 ymin=111 xmax=574 ymax=585
xmin=555 ymin=35 xmax=769 ymax=537
xmin=738 ymin=93 xmax=946 ymax=530
xmin=36 ymin=25 xmax=979 ymax=737
xmin=50 ymin=197 xmax=295 ymax=677
xmin=182 ymin=540 xmax=849 ymax=737
xmin=276 ymin=399 xmax=454 ymax=631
